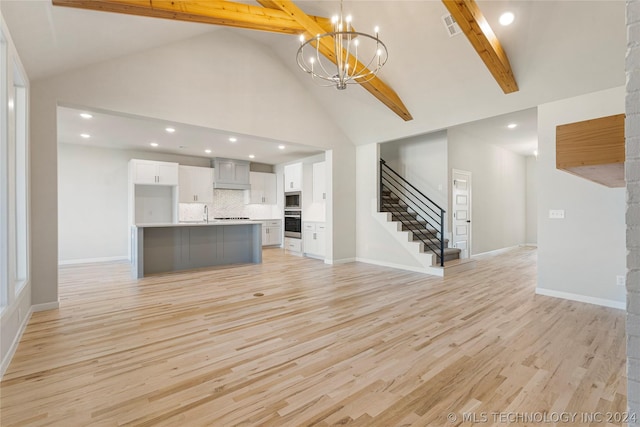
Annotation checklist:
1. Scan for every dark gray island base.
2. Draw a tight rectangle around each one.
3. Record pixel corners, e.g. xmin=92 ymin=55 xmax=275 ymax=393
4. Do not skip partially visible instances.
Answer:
xmin=131 ymin=221 xmax=262 ymax=278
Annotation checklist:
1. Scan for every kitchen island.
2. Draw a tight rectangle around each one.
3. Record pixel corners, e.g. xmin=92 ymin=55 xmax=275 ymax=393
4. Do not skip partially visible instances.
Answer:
xmin=131 ymin=221 xmax=262 ymax=278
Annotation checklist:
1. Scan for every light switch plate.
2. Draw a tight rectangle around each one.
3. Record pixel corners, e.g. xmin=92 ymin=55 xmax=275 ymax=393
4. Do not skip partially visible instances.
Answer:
xmin=549 ymin=209 xmax=565 ymax=219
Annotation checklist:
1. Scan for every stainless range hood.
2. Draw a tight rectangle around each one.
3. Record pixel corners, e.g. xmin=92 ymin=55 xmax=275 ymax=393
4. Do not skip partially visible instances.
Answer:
xmin=212 ymin=158 xmax=251 ymax=190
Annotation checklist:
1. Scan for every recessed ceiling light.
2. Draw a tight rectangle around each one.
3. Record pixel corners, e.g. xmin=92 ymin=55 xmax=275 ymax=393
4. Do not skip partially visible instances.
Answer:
xmin=249 ymin=154 xmax=255 ymax=159
xmin=80 ymin=133 xmax=90 ymax=139
xmin=278 ymin=145 xmax=285 ymax=150
xmin=507 ymin=123 xmax=517 ymax=129
xmin=205 ymin=149 xmax=212 ymax=154
xmin=165 ymin=127 xmax=176 ymax=133
xmin=499 ymin=12 xmax=515 ymax=26
xmin=229 ymin=137 xmax=238 ymax=143
xmin=80 ymin=113 xmax=93 ymax=119
xmin=150 ymin=142 xmax=159 ymax=147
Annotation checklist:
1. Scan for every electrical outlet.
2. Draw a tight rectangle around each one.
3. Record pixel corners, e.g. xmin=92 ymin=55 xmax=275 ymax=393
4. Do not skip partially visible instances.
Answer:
xmin=617 ymin=275 xmax=626 ymax=287
xmin=549 ymin=209 xmax=565 ymax=219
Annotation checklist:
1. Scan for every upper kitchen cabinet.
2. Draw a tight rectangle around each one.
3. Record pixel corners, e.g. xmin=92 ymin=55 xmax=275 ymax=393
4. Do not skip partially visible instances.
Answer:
xmin=212 ymin=158 xmax=250 ymax=190
xmin=284 ymin=163 xmax=302 ymax=191
xmin=312 ymin=162 xmax=326 ymax=203
xmin=247 ymin=172 xmax=277 ymax=205
xmin=179 ymin=165 xmax=214 ymax=203
xmin=130 ymin=159 xmax=179 ymax=185
xmin=128 ymin=159 xmax=178 ymax=228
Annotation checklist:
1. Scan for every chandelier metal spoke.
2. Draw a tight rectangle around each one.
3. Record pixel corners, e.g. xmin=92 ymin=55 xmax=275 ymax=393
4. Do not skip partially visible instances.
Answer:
xmin=296 ymin=2 xmax=387 ymax=90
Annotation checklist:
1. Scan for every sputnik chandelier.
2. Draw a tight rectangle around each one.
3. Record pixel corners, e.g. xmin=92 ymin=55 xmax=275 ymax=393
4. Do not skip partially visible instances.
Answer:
xmin=296 ymin=1 xmax=388 ymax=90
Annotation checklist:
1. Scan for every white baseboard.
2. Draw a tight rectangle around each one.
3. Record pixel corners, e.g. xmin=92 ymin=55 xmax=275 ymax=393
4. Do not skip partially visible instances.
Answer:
xmin=59 ymin=256 xmax=128 ymax=265
xmin=325 ymin=257 xmax=356 ymax=265
xmin=472 ymin=244 xmax=537 ymax=258
xmin=472 ymin=245 xmax=522 ymax=258
xmin=355 ymin=257 xmax=444 ymax=277
xmin=0 ymin=306 xmax=32 ymax=378
xmin=535 ymin=287 xmax=625 ymax=310
xmin=33 ymin=301 xmax=60 ymax=312
xmin=1 ymin=301 xmax=59 ymax=379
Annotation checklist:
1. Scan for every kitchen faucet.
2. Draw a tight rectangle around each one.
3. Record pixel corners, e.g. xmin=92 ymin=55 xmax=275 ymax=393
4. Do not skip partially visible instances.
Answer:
xmin=203 ymin=205 xmax=209 ymax=223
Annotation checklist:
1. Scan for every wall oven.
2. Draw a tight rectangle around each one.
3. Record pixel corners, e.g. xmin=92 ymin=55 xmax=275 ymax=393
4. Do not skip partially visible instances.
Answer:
xmin=285 ymin=191 xmax=301 ymax=209
xmin=284 ymin=210 xmax=302 ymax=238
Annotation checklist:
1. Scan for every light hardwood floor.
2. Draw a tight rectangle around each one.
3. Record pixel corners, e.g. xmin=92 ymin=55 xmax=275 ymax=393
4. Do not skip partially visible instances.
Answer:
xmin=0 ymin=247 xmax=627 ymax=426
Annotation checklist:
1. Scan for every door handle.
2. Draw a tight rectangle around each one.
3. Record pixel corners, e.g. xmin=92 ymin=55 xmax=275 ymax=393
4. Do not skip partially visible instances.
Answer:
xmin=466 ymin=220 xmax=471 ymax=223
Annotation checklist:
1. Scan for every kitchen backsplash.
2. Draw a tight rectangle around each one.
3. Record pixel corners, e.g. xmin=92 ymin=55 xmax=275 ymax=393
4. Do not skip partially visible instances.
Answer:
xmin=179 ymin=189 xmax=278 ymax=221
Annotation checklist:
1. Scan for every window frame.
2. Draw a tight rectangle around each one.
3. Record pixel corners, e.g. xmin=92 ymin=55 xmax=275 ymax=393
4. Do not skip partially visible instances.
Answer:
xmin=12 ymin=63 xmax=27 ymax=293
xmin=0 ymin=27 xmax=8 ymax=310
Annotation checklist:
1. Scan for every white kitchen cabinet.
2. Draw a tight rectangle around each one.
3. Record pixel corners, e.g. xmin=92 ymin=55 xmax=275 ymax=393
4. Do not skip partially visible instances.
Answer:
xmin=262 ymin=220 xmax=282 ymax=246
xmin=284 ymin=237 xmax=302 ymax=254
xmin=178 ymin=165 xmax=213 ymax=203
xmin=247 ymin=172 xmax=277 ymax=205
xmin=284 ymin=163 xmax=302 ymax=191
xmin=131 ymin=159 xmax=179 ymax=185
xmin=312 ymin=161 xmax=326 ymax=203
xmin=303 ymin=222 xmax=326 ymax=258
xmin=213 ymin=158 xmax=250 ymax=189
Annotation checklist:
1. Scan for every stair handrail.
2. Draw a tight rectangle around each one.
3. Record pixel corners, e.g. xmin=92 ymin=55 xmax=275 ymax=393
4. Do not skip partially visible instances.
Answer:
xmin=381 ymin=177 xmax=442 ymax=227
xmin=380 ymin=159 xmax=445 ymax=213
xmin=379 ymin=159 xmax=446 ymax=267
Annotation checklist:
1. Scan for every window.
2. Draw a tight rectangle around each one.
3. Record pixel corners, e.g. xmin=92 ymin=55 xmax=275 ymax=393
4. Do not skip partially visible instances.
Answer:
xmin=0 ymin=26 xmax=30 ymax=312
xmin=13 ymin=63 xmax=27 ymax=291
xmin=0 ymin=29 xmax=7 ymax=309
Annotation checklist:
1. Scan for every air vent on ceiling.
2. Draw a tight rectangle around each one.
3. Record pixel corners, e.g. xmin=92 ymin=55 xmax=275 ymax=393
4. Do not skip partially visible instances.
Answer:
xmin=441 ymin=13 xmax=462 ymax=37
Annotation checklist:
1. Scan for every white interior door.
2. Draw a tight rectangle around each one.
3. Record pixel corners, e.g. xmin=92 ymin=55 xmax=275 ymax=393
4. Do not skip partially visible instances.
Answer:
xmin=452 ymin=169 xmax=472 ymax=259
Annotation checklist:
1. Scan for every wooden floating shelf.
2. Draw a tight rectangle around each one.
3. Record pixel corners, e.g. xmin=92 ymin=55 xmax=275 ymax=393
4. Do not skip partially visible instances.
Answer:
xmin=556 ymin=113 xmax=625 ymax=188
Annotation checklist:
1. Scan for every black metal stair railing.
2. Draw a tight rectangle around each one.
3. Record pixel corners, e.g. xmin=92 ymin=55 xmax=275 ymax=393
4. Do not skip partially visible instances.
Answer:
xmin=379 ymin=159 xmax=446 ymax=267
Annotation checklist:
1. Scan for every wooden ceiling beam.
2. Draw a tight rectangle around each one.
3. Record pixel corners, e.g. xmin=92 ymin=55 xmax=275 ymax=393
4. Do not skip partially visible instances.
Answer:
xmin=267 ymin=0 xmax=413 ymax=121
xmin=52 ymin=0 xmax=333 ymax=35
xmin=53 ymin=0 xmax=411 ymax=120
xmin=255 ymin=0 xmax=281 ymax=10
xmin=442 ymin=0 xmax=518 ymax=94
xmin=256 ymin=0 xmax=338 ymax=33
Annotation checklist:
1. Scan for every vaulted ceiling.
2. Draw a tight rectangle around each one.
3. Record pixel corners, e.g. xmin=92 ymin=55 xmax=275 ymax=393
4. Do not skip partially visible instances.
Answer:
xmin=0 ymin=0 xmax=626 ymax=158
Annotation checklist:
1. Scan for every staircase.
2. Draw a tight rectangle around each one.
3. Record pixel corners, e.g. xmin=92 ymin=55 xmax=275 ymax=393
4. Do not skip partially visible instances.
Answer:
xmin=379 ymin=159 xmax=461 ymax=267
xmin=381 ymin=188 xmax=461 ymax=263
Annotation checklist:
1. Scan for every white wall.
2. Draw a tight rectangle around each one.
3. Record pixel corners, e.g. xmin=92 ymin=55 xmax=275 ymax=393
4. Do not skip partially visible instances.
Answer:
xmin=380 ymin=130 xmax=448 ymax=213
xmin=326 ymin=145 xmax=356 ymax=263
xmin=526 ymin=155 xmax=538 ymax=245
xmin=57 ymin=143 xmax=219 ymax=263
xmin=537 ymin=86 xmax=626 ymax=308
xmin=30 ymin=29 xmax=356 ymax=308
xmin=355 ymin=143 xmax=425 ymax=270
xmin=447 ymin=128 xmax=527 ymax=255
xmin=58 ymin=144 xmax=128 ymax=262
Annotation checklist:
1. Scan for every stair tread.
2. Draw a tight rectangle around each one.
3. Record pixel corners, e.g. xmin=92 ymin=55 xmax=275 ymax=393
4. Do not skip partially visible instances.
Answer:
xmin=380 ymin=184 xmax=457 ymax=264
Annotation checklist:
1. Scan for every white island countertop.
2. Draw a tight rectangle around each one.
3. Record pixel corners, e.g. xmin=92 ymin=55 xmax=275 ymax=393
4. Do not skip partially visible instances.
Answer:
xmin=135 ymin=220 xmax=261 ymax=228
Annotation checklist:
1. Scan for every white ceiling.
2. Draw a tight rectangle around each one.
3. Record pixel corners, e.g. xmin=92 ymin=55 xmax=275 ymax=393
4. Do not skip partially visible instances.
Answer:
xmin=451 ymin=107 xmax=538 ymax=155
xmin=57 ymin=105 xmax=323 ymax=164
xmin=1 ymin=1 xmax=626 ymax=160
